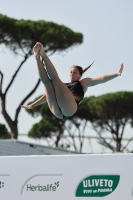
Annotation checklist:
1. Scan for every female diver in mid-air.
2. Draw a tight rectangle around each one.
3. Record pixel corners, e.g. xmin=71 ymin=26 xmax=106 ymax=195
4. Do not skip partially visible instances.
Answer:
xmin=21 ymin=42 xmax=124 ymax=119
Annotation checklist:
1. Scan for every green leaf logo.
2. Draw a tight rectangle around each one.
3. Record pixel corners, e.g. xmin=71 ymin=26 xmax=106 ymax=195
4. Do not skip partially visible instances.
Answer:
xmin=54 ymin=181 xmax=59 ymax=187
xmin=76 ymin=175 xmax=120 ymax=197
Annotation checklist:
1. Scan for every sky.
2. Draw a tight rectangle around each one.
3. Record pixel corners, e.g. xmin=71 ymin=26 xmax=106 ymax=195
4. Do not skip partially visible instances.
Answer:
xmin=0 ymin=0 xmax=133 ymax=152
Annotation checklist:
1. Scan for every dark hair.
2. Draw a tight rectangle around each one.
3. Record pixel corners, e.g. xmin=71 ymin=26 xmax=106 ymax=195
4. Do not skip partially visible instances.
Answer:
xmin=71 ymin=61 xmax=94 ymax=76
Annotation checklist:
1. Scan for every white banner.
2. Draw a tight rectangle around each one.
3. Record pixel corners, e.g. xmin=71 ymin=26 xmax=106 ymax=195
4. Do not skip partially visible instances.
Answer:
xmin=0 ymin=154 xmax=133 ymax=199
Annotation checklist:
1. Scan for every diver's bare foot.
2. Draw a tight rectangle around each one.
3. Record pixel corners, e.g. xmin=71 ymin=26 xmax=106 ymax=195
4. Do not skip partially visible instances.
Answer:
xmin=33 ymin=43 xmax=40 ymax=59
xmin=36 ymin=42 xmax=45 ymax=57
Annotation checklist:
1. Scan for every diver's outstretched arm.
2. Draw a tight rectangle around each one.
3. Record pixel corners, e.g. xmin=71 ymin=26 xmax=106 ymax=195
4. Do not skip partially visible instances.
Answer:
xmin=82 ymin=63 xmax=124 ymax=87
xmin=21 ymin=95 xmax=46 ymax=109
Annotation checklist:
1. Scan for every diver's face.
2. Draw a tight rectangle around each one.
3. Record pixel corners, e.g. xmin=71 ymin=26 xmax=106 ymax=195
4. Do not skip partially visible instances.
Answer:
xmin=69 ymin=67 xmax=81 ymax=82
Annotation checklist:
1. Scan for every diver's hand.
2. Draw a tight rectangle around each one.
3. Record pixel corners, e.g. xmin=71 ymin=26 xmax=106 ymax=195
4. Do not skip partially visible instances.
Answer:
xmin=20 ymin=104 xmax=34 ymax=109
xmin=117 ymin=63 xmax=124 ymax=76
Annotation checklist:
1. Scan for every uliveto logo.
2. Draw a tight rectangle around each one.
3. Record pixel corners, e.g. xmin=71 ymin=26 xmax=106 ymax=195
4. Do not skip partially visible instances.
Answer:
xmin=0 ymin=181 xmax=4 ymax=189
xmin=27 ymin=181 xmax=59 ymax=192
xmin=76 ymin=175 xmax=120 ymax=197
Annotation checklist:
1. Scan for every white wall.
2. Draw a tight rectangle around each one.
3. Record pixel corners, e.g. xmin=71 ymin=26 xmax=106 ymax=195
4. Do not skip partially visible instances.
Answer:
xmin=0 ymin=154 xmax=133 ymax=199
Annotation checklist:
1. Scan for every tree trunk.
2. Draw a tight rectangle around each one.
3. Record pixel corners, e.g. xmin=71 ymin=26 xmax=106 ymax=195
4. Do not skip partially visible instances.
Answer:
xmin=9 ymin=121 xmax=18 ymax=139
xmin=0 ymin=93 xmax=18 ymax=138
xmin=116 ymin=138 xmax=121 ymax=152
xmin=0 ymin=63 xmax=40 ymax=139
xmin=55 ymin=129 xmax=62 ymax=147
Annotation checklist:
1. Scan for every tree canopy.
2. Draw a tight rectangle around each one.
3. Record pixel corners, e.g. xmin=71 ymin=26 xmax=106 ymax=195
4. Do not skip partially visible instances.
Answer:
xmin=0 ymin=14 xmax=83 ymax=55
xmin=88 ymin=91 xmax=133 ymax=152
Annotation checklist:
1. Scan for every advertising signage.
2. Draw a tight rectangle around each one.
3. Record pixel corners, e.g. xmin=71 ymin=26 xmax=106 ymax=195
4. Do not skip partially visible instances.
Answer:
xmin=0 ymin=154 xmax=133 ymax=199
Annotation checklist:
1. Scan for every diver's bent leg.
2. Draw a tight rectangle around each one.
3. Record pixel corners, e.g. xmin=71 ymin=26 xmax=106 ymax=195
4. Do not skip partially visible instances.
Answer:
xmin=35 ymin=43 xmax=77 ymax=117
xmin=35 ymin=57 xmax=63 ymax=119
xmin=36 ymin=42 xmax=59 ymax=81
xmin=44 ymin=83 xmax=63 ymax=119
xmin=35 ymin=57 xmax=50 ymax=85
xmin=51 ymin=79 xmax=78 ymax=117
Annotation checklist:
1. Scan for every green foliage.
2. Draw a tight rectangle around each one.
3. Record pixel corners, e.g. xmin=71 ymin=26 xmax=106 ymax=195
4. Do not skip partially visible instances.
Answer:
xmin=88 ymin=91 xmax=133 ymax=152
xmin=88 ymin=91 xmax=133 ymax=123
xmin=73 ymin=96 xmax=95 ymax=120
xmin=0 ymin=14 xmax=83 ymax=54
xmin=28 ymin=118 xmax=58 ymax=138
xmin=0 ymin=123 xmax=10 ymax=139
